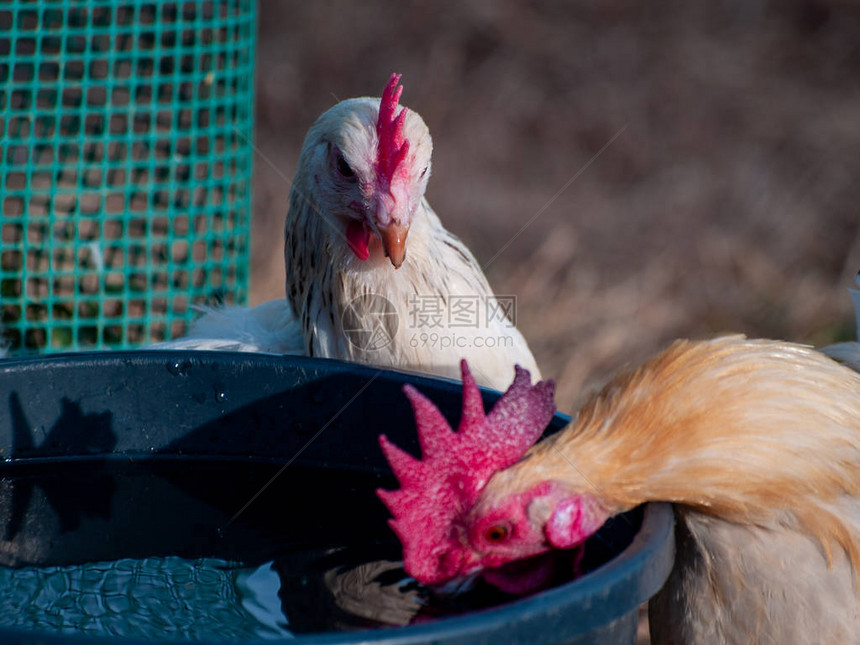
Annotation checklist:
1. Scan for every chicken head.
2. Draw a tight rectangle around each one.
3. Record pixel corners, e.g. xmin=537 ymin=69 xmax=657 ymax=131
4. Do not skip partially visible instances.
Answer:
xmin=376 ymin=361 xmax=559 ymax=592
xmin=297 ymin=73 xmax=431 ymax=269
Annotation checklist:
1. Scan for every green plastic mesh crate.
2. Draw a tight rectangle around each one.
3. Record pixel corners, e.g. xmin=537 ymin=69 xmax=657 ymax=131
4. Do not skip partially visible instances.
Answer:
xmin=0 ymin=0 xmax=255 ymax=353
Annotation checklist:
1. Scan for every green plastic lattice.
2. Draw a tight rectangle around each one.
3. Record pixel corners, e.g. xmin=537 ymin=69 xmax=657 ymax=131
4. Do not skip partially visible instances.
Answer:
xmin=0 ymin=0 xmax=254 ymax=353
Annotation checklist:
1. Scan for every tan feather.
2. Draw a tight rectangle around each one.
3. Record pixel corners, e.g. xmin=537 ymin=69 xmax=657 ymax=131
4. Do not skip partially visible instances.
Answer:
xmin=479 ymin=335 xmax=860 ymax=641
xmin=503 ymin=336 xmax=860 ymax=573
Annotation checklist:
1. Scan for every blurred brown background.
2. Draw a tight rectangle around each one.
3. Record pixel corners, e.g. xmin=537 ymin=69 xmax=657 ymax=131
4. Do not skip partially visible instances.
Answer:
xmin=251 ymin=0 xmax=860 ymax=412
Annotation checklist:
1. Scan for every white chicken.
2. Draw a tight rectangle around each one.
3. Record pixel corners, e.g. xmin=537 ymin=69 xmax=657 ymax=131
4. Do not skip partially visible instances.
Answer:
xmin=155 ymin=74 xmax=540 ymax=391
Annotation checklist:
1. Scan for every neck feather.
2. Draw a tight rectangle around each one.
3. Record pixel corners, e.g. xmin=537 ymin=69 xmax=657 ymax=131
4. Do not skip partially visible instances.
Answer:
xmin=284 ymin=186 xmax=481 ymax=363
xmin=504 ymin=336 xmax=860 ymax=572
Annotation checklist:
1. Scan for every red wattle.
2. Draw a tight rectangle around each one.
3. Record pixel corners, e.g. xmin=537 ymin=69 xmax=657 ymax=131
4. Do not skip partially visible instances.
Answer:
xmin=346 ymin=220 xmax=371 ymax=261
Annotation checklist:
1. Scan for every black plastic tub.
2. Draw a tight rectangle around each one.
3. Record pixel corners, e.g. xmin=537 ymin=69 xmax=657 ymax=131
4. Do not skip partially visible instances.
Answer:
xmin=0 ymin=352 xmax=674 ymax=644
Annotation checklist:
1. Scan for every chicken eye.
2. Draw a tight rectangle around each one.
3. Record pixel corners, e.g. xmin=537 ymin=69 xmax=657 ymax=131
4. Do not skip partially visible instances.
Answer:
xmin=336 ymin=153 xmax=355 ymax=179
xmin=420 ymin=166 xmax=428 ymax=178
xmin=485 ymin=524 xmax=510 ymax=543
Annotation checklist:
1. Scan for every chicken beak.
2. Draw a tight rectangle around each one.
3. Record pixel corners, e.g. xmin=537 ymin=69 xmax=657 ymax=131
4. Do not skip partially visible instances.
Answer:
xmin=431 ymin=572 xmax=480 ymax=597
xmin=378 ymin=222 xmax=409 ymax=269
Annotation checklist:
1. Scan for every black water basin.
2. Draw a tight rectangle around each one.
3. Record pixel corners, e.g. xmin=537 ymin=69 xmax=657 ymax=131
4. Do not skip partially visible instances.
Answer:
xmin=0 ymin=352 xmax=674 ymax=644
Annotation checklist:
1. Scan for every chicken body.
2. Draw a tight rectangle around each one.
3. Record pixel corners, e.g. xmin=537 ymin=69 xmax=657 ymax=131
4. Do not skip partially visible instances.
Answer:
xmin=650 ymin=505 xmax=860 ymax=643
xmin=391 ymin=336 xmax=860 ymax=643
xmin=157 ymin=76 xmax=539 ymax=391
xmin=284 ymin=100 xmax=537 ymax=388
xmin=150 ymin=300 xmax=304 ymax=354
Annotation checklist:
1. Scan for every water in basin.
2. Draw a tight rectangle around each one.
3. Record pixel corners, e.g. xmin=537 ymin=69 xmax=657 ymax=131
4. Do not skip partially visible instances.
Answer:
xmin=0 ymin=458 xmax=616 ymax=640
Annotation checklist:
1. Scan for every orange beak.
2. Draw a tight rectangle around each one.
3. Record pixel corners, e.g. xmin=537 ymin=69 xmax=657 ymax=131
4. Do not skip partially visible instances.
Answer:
xmin=378 ymin=222 xmax=409 ymax=269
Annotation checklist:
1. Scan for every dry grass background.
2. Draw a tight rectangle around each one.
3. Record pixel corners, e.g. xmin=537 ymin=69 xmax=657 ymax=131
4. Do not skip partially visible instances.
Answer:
xmin=251 ymin=0 xmax=860 ymax=413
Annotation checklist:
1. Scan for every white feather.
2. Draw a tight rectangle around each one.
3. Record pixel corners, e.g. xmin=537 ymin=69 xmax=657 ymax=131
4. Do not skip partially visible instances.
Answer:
xmin=157 ymin=86 xmax=541 ymax=391
xmin=151 ymin=300 xmax=303 ymax=354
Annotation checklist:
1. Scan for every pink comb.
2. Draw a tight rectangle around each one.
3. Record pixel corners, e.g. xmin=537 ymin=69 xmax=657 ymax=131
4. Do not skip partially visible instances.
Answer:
xmin=377 ymin=360 xmax=556 ymax=584
xmin=375 ymin=73 xmax=411 ymax=190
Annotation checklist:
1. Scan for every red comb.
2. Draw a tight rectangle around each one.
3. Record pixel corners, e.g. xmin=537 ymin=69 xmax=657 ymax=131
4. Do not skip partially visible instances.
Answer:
xmin=375 ymin=73 xmax=410 ymax=190
xmin=376 ymin=360 xmax=556 ymax=584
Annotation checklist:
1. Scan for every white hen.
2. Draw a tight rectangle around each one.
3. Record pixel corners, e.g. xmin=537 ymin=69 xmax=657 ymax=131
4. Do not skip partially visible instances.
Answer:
xmin=154 ymin=74 xmax=540 ymax=391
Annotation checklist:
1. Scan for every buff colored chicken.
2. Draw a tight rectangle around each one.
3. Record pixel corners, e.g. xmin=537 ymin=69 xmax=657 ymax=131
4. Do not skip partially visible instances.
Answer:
xmin=379 ymin=333 xmax=860 ymax=643
xmin=157 ymin=74 xmax=540 ymax=391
